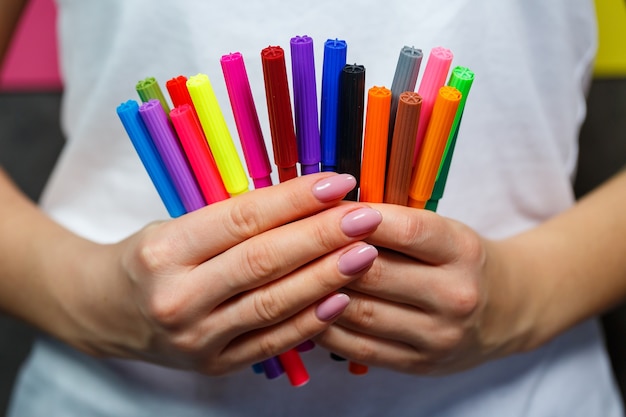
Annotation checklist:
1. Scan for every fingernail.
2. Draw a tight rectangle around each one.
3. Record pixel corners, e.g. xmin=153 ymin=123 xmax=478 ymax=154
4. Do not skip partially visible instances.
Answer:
xmin=316 ymin=293 xmax=350 ymax=321
xmin=340 ymin=208 xmax=382 ymax=237
xmin=312 ymin=174 xmax=357 ymax=202
xmin=338 ymin=244 xmax=378 ymax=275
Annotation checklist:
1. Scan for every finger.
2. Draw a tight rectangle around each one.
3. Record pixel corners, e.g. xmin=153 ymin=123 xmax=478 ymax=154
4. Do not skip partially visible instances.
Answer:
xmin=345 ymin=248 xmax=465 ymax=312
xmin=331 ymin=290 xmax=436 ymax=348
xmin=313 ymin=323 xmax=435 ymax=374
xmin=214 ymin=242 xmax=378 ymax=336
xmin=182 ymin=205 xmax=382 ymax=310
xmin=150 ymin=172 xmax=358 ymax=266
xmin=140 ymin=202 xmax=381 ymax=332
xmin=366 ymin=203 xmax=473 ymax=266
xmin=192 ymin=241 xmax=378 ymax=371
xmin=211 ymin=292 xmax=351 ymax=374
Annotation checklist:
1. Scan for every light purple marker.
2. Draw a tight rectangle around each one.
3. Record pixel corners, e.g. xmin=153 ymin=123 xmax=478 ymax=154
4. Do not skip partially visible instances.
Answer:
xmin=139 ymin=99 xmax=205 ymax=212
xmin=221 ymin=52 xmax=273 ymax=189
xmin=290 ymin=35 xmax=321 ymax=175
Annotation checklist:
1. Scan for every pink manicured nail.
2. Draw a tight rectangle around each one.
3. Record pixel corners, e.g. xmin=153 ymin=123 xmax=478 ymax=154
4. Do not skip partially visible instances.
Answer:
xmin=316 ymin=293 xmax=350 ymax=321
xmin=340 ymin=208 xmax=382 ymax=237
xmin=312 ymin=174 xmax=357 ymax=202
xmin=338 ymin=244 xmax=378 ymax=275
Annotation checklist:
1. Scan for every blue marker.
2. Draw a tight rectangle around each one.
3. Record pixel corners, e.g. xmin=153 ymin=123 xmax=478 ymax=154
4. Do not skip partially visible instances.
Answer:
xmin=116 ymin=100 xmax=186 ymax=218
xmin=320 ymin=39 xmax=347 ymax=172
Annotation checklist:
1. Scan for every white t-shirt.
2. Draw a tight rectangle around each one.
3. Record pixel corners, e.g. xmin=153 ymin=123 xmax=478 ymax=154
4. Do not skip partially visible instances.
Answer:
xmin=9 ymin=0 xmax=624 ymax=416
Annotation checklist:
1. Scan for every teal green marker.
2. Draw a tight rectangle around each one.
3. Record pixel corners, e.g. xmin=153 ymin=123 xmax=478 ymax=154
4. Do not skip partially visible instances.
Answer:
xmin=425 ymin=66 xmax=474 ymax=212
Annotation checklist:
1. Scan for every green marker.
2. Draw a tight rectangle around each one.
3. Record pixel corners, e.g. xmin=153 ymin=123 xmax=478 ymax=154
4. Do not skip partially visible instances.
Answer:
xmin=425 ymin=66 xmax=474 ymax=212
xmin=136 ymin=76 xmax=171 ymax=115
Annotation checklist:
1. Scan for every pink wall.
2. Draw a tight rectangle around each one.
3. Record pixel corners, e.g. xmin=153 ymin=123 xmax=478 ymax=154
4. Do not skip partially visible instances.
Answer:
xmin=0 ymin=0 xmax=62 ymax=91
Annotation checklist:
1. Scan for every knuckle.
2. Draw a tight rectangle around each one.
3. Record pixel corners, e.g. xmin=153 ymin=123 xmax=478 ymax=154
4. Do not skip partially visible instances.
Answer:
xmin=310 ymin=214 xmax=342 ymax=250
xmin=241 ymin=243 xmax=281 ymax=281
xmin=345 ymin=297 xmax=376 ymax=331
xmin=145 ymin=292 xmax=185 ymax=329
xmin=282 ymin=186 xmax=311 ymax=213
xmin=348 ymin=336 xmax=377 ymax=364
xmin=256 ymin=334 xmax=282 ymax=359
xmin=449 ymin=281 xmax=480 ymax=318
xmin=437 ymin=326 xmax=465 ymax=352
xmin=225 ymin=199 xmax=265 ymax=240
xmin=252 ymin=287 xmax=288 ymax=323
xmin=407 ymin=357 xmax=438 ymax=375
xmin=205 ymin=362 xmax=230 ymax=377
xmin=396 ymin=214 xmax=430 ymax=248
xmin=169 ymin=330 xmax=203 ymax=356
xmin=457 ymin=227 xmax=486 ymax=265
xmin=135 ymin=233 xmax=175 ymax=275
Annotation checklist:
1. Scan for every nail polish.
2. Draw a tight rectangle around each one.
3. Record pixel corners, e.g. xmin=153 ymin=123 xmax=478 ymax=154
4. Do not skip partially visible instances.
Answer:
xmin=316 ymin=293 xmax=350 ymax=321
xmin=337 ymin=244 xmax=378 ymax=275
xmin=340 ymin=207 xmax=382 ymax=237
xmin=312 ymin=174 xmax=357 ymax=202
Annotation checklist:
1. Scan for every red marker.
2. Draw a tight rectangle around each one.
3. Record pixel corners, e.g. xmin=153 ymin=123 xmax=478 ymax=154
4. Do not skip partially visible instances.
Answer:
xmin=261 ymin=45 xmax=299 ymax=182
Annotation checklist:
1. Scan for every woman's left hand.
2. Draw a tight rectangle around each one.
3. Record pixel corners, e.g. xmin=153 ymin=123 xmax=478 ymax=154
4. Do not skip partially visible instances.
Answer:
xmin=313 ymin=203 xmax=525 ymax=375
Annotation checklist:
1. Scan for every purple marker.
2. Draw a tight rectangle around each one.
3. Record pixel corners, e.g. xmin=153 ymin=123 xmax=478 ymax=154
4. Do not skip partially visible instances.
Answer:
xmin=290 ymin=35 xmax=321 ymax=175
xmin=221 ymin=52 xmax=273 ymax=189
xmin=139 ymin=99 xmax=205 ymax=212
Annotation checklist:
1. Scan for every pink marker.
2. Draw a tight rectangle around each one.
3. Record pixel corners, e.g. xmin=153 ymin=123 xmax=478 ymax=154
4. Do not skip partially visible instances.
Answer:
xmin=170 ymin=104 xmax=230 ymax=204
xmin=221 ymin=52 xmax=273 ymax=189
xmin=413 ymin=46 xmax=453 ymax=165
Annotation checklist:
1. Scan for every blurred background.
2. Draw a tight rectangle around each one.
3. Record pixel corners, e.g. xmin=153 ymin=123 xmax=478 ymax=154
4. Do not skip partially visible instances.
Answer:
xmin=0 ymin=0 xmax=625 ymax=415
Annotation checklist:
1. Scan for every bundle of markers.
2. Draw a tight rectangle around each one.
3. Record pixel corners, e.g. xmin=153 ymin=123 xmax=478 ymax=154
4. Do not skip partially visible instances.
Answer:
xmin=116 ymin=35 xmax=474 ymax=387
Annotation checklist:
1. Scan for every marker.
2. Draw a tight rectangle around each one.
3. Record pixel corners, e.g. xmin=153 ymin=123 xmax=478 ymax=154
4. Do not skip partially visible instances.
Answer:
xmin=337 ymin=64 xmax=366 ymax=201
xmin=384 ymin=92 xmax=422 ymax=206
xmin=348 ymin=86 xmax=391 ymax=376
xmin=169 ymin=104 xmax=230 ymax=204
xmin=138 ymin=99 xmax=206 ymax=212
xmin=186 ymin=73 xmax=249 ymax=196
xmin=221 ymin=53 xmax=310 ymax=384
xmin=277 ymin=349 xmax=310 ymax=387
xmin=136 ymin=76 xmax=171 ymax=115
xmin=290 ymin=35 xmax=321 ymax=175
xmin=413 ymin=47 xmax=453 ymax=165
xmin=116 ymin=100 xmax=185 ymax=218
xmin=125 ymin=85 xmax=304 ymax=384
xmin=387 ymin=46 xmax=423 ymax=167
xmin=360 ymin=86 xmax=392 ymax=204
xmin=261 ymin=46 xmax=299 ymax=182
xmin=320 ymin=39 xmax=348 ymax=172
xmin=426 ymin=66 xmax=474 ymax=212
xmin=166 ymin=75 xmax=196 ymax=111
xmin=408 ymin=86 xmax=461 ymax=209
xmin=221 ymin=52 xmax=273 ymax=189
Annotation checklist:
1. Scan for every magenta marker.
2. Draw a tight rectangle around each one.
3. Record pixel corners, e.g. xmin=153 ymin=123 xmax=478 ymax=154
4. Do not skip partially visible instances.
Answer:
xmin=139 ymin=99 xmax=205 ymax=212
xmin=290 ymin=35 xmax=321 ymax=175
xmin=221 ymin=52 xmax=273 ymax=188
xmin=413 ymin=47 xmax=453 ymax=164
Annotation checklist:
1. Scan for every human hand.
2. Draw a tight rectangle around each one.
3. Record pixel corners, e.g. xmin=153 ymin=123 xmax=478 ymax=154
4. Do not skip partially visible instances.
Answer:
xmin=53 ymin=173 xmax=381 ymax=375
xmin=313 ymin=203 xmax=529 ymax=375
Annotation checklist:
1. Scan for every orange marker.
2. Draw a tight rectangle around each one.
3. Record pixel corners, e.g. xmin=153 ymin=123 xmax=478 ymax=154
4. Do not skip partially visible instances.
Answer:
xmin=384 ymin=92 xmax=422 ymax=206
xmin=360 ymin=86 xmax=392 ymax=203
xmin=408 ymin=86 xmax=461 ymax=209
xmin=347 ymin=86 xmax=392 ymax=375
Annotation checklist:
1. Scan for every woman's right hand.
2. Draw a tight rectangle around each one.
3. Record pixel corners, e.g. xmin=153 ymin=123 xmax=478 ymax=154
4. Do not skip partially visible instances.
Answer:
xmin=53 ymin=173 xmax=380 ymax=375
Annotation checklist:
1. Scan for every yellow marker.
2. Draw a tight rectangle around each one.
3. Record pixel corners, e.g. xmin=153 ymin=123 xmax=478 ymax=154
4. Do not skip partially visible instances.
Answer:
xmin=187 ymin=73 xmax=249 ymax=196
xmin=408 ymin=86 xmax=461 ymax=209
